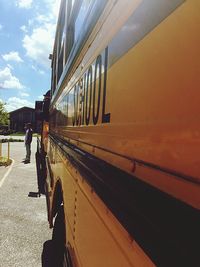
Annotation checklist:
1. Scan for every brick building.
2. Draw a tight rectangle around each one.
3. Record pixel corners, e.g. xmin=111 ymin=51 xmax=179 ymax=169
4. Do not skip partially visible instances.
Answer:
xmin=9 ymin=107 xmax=35 ymax=132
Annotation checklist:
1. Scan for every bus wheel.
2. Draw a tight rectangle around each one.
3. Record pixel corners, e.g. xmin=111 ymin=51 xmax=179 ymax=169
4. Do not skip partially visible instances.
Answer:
xmin=52 ymin=205 xmax=68 ymax=267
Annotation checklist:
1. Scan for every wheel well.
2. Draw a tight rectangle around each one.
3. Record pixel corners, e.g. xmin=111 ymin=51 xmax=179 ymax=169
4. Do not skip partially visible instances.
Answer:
xmin=52 ymin=181 xmax=64 ymax=218
xmin=51 ymin=181 xmax=74 ymax=266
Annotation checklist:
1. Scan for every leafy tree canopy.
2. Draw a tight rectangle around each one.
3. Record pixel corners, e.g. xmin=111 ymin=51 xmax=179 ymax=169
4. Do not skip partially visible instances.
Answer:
xmin=0 ymin=102 xmax=9 ymax=126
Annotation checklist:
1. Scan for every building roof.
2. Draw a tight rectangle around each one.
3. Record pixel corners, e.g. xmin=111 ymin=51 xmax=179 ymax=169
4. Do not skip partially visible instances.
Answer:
xmin=9 ymin=106 xmax=35 ymax=114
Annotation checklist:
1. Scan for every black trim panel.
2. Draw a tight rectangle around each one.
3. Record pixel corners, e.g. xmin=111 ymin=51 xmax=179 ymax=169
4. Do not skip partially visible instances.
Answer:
xmin=49 ymin=134 xmax=200 ymax=267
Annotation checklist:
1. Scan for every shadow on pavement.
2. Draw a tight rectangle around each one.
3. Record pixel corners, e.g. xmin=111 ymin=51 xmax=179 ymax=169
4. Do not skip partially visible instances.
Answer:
xmin=28 ymin=192 xmax=40 ymax=198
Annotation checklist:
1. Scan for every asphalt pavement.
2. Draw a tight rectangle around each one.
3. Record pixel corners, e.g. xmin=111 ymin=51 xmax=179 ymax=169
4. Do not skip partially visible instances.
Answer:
xmin=0 ymin=137 xmax=52 ymax=267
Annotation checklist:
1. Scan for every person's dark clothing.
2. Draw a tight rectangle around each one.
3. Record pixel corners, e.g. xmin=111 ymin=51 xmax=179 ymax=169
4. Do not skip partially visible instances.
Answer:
xmin=25 ymin=128 xmax=33 ymax=144
xmin=25 ymin=128 xmax=33 ymax=162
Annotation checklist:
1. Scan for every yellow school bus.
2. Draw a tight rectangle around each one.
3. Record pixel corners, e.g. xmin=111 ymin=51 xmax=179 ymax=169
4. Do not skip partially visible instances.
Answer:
xmin=38 ymin=0 xmax=200 ymax=266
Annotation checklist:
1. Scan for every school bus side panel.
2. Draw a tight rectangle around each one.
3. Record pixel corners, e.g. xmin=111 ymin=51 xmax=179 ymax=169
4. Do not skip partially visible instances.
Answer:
xmin=48 ymin=140 xmax=154 ymax=267
xmin=62 ymin=0 xmax=200 ymax=179
xmin=51 ymin=0 xmax=200 ymax=209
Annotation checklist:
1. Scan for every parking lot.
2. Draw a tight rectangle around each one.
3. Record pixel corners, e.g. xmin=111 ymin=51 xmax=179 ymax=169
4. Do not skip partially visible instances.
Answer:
xmin=0 ymin=137 xmax=52 ymax=267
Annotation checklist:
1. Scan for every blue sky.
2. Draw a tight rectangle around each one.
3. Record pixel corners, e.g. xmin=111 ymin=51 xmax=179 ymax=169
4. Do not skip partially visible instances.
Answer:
xmin=0 ymin=0 xmax=60 ymax=112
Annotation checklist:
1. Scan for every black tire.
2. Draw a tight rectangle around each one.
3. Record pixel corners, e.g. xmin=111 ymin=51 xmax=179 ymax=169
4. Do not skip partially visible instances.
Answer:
xmin=52 ymin=205 xmax=68 ymax=267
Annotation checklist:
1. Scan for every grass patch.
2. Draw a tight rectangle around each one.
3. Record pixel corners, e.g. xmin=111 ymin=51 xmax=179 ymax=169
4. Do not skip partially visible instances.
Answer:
xmin=0 ymin=138 xmax=24 ymax=143
xmin=7 ymin=132 xmax=38 ymax=137
xmin=9 ymin=132 xmax=25 ymax=136
xmin=0 ymin=157 xmax=12 ymax=167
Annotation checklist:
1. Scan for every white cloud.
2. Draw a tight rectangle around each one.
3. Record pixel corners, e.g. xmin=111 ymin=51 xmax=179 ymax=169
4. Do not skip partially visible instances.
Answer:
xmin=23 ymin=23 xmax=55 ymax=68
xmin=38 ymin=95 xmax=44 ymax=100
xmin=19 ymin=92 xmax=29 ymax=97
xmin=20 ymin=25 xmax=28 ymax=33
xmin=16 ymin=0 xmax=33 ymax=9
xmin=31 ymin=65 xmax=45 ymax=75
xmin=28 ymin=19 xmax=34 ymax=26
xmin=0 ymin=67 xmax=24 ymax=90
xmin=22 ymin=0 xmax=60 ymax=68
xmin=2 ymin=51 xmax=23 ymax=63
xmin=36 ymin=14 xmax=49 ymax=24
xmin=7 ymin=64 xmax=14 ymax=70
xmin=5 ymin=97 xmax=34 ymax=112
xmin=43 ymin=0 xmax=60 ymax=21
xmin=39 ymin=70 xmax=45 ymax=75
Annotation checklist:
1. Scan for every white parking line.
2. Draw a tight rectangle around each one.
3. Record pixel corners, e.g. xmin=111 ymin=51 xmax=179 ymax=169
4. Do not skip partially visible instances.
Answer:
xmin=0 ymin=159 xmax=15 ymax=188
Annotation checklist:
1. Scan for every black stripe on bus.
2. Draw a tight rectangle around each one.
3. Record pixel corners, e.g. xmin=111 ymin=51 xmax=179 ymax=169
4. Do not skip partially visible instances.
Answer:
xmin=49 ymin=134 xmax=200 ymax=267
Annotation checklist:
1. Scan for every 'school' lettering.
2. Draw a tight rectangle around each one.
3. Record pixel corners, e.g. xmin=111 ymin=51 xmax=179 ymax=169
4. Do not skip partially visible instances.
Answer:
xmin=69 ymin=47 xmax=110 ymax=126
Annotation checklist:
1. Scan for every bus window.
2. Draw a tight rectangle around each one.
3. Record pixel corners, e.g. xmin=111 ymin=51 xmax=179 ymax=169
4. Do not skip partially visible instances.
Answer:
xmin=51 ymin=49 xmax=57 ymax=95
xmin=57 ymin=0 xmax=66 ymax=82
xmin=68 ymin=87 xmax=75 ymax=126
xmin=51 ymin=0 xmax=107 ymax=98
xmin=74 ymin=0 xmax=92 ymax=43
xmin=65 ymin=0 xmax=92 ymax=63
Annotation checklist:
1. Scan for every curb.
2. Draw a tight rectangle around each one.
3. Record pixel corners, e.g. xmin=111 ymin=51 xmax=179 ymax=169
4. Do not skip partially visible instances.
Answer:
xmin=0 ymin=158 xmax=15 ymax=188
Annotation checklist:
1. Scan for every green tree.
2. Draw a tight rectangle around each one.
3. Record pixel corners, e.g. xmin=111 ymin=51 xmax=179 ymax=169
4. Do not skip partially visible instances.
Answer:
xmin=0 ymin=102 xmax=9 ymax=126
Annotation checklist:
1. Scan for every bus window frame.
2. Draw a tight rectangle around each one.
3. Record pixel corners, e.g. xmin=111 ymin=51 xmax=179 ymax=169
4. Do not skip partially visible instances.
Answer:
xmin=57 ymin=0 xmax=67 ymax=82
xmin=51 ymin=0 xmax=107 ymax=102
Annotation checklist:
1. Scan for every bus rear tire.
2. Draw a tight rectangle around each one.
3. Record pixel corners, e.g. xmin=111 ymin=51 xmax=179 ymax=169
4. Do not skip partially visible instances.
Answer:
xmin=52 ymin=205 xmax=68 ymax=267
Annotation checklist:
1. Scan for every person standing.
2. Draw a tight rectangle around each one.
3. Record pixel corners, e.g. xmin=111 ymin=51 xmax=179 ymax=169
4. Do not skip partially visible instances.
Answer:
xmin=24 ymin=123 xmax=33 ymax=163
